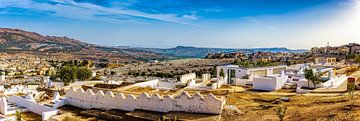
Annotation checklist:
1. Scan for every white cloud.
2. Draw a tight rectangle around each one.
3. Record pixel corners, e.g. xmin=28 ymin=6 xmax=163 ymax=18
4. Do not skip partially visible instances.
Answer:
xmin=0 ymin=0 xmax=196 ymax=25
xmin=182 ymin=14 xmax=198 ymax=20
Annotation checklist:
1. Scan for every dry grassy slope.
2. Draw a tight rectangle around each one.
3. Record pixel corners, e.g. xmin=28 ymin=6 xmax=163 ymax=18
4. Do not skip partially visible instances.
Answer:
xmin=223 ymin=92 xmax=360 ymax=121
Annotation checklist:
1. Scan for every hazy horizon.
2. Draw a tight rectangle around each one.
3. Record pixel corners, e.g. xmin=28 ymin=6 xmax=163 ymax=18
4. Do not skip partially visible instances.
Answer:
xmin=1 ymin=0 xmax=360 ymax=49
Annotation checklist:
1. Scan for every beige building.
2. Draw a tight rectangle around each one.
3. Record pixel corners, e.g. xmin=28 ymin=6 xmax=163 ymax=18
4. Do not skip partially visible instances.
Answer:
xmin=314 ymin=57 xmax=336 ymax=65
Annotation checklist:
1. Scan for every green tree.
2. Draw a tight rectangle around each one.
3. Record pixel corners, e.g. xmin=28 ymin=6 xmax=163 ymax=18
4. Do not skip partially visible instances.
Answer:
xmin=219 ymin=68 xmax=225 ymax=78
xmin=304 ymin=69 xmax=314 ymax=88
xmin=348 ymin=79 xmax=356 ymax=105
xmin=58 ymin=66 xmax=78 ymax=86
xmin=0 ymin=71 xmax=5 ymax=76
xmin=276 ymin=106 xmax=287 ymax=121
xmin=77 ymin=67 xmax=93 ymax=81
xmin=15 ymin=110 xmax=21 ymax=121
xmin=310 ymin=73 xmax=321 ymax=88
xmin=111 ymin=71 xmax=117 ymax=75
xmin=304 ymin=69 xmax=321 ymax=88
xmin=44 ymin=70 xmax=50 ymax=76
xmin=80 ymin=60 xmax=91 ymax=67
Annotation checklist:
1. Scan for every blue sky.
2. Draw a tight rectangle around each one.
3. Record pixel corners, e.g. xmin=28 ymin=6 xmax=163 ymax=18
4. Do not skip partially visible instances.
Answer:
xmin=0 ymin=0 xmax=360 ymax=49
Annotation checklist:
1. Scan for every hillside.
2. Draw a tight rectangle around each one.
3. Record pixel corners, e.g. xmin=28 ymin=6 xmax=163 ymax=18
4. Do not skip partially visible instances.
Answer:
xmin=0 ymin=28 xmax=162 ymax=62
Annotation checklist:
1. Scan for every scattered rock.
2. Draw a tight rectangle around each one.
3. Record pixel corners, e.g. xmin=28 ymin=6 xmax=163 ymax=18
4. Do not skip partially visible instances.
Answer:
xmin=222 ymin=105 xmax=243 ymax=116
xmin=280 ymin=97 xmax=291 ymax=102
xmin=259 ymin=104 xmax=274 ymax=109
xmin=272 ymin=100 xmax=282 ymax=104
xmin=100 ymin=112 xmax=124 ymax=120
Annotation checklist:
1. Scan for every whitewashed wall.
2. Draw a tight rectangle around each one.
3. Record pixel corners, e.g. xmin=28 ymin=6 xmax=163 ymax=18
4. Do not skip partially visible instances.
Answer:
xmin=65 ymin=88 xmax=225 ymax=114
xmin=0 ymin=85 xmax=33 ymax=95
xmin=180 ymin=73 xmax=196 ymax=83
xmin=202 ymin=74 xmax=211 ymax=82
xmin=50 ymin=82 xmax=65 ymax=88
xmin=7 ymin=96 xmax=58 ymax=121
xmin=122 ymin=79 xmax=159 ymax=90
xmin=0 ymin=75 xmax=5 ymax=82
xmin=253 ymin=74 xmax=287 ymax=91
xmin=157 ymin=82 xmax=178 ymax=89
xmin=0 ymin=97 xmax=8 ymax=115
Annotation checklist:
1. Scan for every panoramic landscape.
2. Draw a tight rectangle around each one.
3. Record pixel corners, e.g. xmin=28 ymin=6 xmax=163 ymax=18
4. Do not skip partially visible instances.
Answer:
xmin=1 ymin=0 xmax=360 ymax=121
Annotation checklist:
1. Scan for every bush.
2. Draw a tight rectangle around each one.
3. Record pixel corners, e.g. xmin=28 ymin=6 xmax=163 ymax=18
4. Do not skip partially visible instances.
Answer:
xmin=77 ymin=67 xmax=93 ymax=81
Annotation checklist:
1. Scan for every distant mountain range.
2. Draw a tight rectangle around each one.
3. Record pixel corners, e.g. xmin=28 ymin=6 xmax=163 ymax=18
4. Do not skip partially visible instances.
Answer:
xmin=137 ymin=46 xmax=308 ymax=58
xmin=0 ymin=28 xmax=162 ymax=62
xmin=0 ymin=28 xmax=308 ymax=61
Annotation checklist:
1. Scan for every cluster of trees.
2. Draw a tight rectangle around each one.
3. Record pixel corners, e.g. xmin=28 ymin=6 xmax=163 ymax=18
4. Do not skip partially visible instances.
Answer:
xmin=52 ymin=66 xmax=93 ymax=85
xmin=346 ymin=54 xmax=360 ymax=63
xmin=60 ymin=60 xmax=93 ymax=67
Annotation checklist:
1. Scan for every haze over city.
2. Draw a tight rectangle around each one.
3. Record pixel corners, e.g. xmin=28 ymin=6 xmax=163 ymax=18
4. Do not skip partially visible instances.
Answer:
xmin=0 ymin=0 xmax=359 ymax=49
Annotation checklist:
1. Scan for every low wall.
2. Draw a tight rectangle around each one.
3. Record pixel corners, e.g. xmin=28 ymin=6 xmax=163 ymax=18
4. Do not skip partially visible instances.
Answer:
xmin=122 ymin=79 xmax=159 ymax=90
xmin=202 ymin=74 xmax=211 ymax=82
xmin=322 ymin=75 xmax=347 ymax=88
xmin=42 ymin=110 xmax=58 ymax=120
xmin=180 ymin=73 xmax=196 ymax=83
xmin=50 ymin=82 xmax=65 ymax=88
xmin=0 ymin=97 xmax=7 ymax=115
xmin=0 ymin=85 xmax=33 ymax=95
xmin=7 ymin=96 xmax=58 ymax=121
xmin=157 ymin=82 xmax=178 ymax=90
xmin=235 ymin=79 xmax=252 ymax=86
xmin=296 ymin=87 xmax=312 ymax=94
xmin=65 ymin=88 xmax=225 ymax=114
xmin=253 ymin=75 xmax=287 ymax=91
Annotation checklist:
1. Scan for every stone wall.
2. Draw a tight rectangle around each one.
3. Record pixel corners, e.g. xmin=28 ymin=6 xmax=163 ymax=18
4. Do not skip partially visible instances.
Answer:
xmin=65 ymin=88 xmax=225 ymax=114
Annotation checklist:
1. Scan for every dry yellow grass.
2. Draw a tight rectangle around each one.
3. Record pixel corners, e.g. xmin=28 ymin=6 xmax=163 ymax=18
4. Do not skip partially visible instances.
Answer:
xmin=223 ymin=92 xmax=360 ymax=121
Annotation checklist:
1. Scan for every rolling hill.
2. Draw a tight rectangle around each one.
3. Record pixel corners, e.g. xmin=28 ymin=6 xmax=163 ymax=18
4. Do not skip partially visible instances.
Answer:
xmin=0 ymin=28 xmax=163 ymax=62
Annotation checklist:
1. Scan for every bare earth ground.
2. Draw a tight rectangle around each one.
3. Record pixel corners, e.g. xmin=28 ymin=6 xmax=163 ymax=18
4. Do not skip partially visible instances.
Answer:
xmin=223 ymin=92 xmax=360 ymax=121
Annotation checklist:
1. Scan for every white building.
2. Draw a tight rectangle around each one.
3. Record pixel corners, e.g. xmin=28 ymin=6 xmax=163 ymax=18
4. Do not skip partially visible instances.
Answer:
xmin=216 ymin=65 xmax=287 ymax=85
xmin=216 ymin=65 xmax=288 ymax=91
xmin=253 ymin=72 xmax=288 ymax=91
